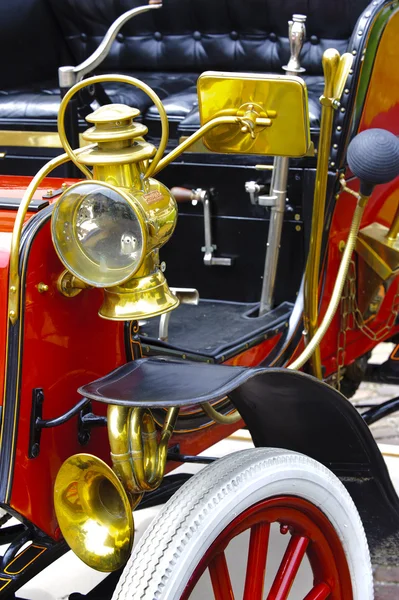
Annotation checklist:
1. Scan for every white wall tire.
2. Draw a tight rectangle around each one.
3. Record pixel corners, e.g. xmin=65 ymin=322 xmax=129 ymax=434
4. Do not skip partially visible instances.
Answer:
xmin=113 ymin=448 xmax=373 ymax=599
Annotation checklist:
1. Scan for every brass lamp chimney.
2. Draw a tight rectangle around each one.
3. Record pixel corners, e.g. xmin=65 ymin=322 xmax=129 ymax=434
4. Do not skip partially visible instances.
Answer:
xmin=52 ymin=103 xmax=179 ymax=320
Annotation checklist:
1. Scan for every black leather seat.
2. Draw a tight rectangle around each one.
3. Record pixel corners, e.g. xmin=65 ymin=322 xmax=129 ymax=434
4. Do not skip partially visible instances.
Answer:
xmin=0 ymin=0 xmax=372 ymax=155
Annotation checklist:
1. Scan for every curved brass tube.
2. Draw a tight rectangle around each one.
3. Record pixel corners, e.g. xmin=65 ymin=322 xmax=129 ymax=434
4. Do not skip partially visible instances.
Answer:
xmin=108 ymin=404 xmax=179 ymax=496
xmin=57 ymin=74 xmax=169 ymax=179
xmin=107 ymin=405 xmax=142 ymax=505
xmin=8 ymin=145 xmax=96 ymax=325
xmin=289 ymin=193 xmax=367 ymax=371
xmin=154 ymin=115 xmax=263 ymax=176
xmin=200 ymin=401 xmax=242 ymax=425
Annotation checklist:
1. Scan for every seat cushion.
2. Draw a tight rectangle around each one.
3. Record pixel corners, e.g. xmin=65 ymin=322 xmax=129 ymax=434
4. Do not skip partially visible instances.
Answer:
xmin=0 ymin=72 xmax=198 ymax=131
xmin=0 ymin=71 xmax=324 ymax=153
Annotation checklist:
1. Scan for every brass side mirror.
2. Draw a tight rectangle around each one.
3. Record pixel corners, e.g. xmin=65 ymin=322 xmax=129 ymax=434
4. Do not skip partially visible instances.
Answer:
xmin=197 ymin=71 xmax=311 ymax=157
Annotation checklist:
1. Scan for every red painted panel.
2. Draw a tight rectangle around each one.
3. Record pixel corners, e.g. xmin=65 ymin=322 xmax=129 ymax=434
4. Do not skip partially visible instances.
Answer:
xmin=0 ymin=177 xmax=79 ymax=406
xmin=8 ymin=217 xmax=125 ymax=537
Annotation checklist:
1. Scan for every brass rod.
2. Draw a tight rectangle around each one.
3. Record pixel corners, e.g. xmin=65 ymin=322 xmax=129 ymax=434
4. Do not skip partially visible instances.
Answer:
xmin=302 ymin=49 xmax=340 ymax=379
xmin=387 ymin=201 xmax=399 ymax=241
xmin=153 ymin=116 xmax=241 ymax=175
xmin=290 ymin=192 xmax=368 ymax=371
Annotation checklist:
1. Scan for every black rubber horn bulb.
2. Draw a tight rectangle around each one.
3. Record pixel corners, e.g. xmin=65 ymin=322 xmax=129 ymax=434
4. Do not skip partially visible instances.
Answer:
xmin=347 ymin=128 xmax=399 ymax=196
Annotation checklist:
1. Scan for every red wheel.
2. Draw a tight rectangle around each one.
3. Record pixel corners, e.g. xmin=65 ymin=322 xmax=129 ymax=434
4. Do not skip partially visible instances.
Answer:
xmin=113 ymin=449 xmax=373 ymax=600
xmin=182 ymin=496 xmax=351 ymax=600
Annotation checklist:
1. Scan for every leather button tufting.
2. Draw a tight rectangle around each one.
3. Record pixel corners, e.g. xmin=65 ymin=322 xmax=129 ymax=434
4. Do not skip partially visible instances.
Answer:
xmin=154 ymin=31 xmax=162 ymax=41
xmin=80 ymin=33 xmax=87 ymax=42
xmin=117 ymin=33 xmax=124 ymax=42
xmin=230 ymin=31 xmax=238 ymax=40
xmin=310 ymin=35 xmax=319 ymax=45
xmin=269 ymin=32 xmax=277 ymax=42
xmin=193 ymin=31 xmax=202 ymax=41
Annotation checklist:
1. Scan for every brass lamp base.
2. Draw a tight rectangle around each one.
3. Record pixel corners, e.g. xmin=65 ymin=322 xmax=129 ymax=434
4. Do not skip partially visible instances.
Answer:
xmin=99 ymin=268 xmax=179 ymax=320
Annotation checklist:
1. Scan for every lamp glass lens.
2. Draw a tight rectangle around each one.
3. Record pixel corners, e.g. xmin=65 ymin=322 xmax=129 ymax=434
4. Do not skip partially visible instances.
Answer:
xmin=52 ymin=182 xmax=145 ymax=287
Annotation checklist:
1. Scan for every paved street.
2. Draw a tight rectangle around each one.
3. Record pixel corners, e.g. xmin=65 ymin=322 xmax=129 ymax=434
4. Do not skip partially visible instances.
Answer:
xmin=351 ymin=343 xmax=399 ymax=598
xmin=351 ymin=343 xmax=399 ymax=446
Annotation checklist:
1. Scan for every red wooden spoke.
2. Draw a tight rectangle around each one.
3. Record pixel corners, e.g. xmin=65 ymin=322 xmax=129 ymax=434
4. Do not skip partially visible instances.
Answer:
xmin=243 ymin=522 xmax=270 ymax=600
xmin=303 ymin=582 xmax=332 ymax=599
xmin=267 ymin=535 xmax=309 ymax=600
xmin=208 ymin=551 xmax=235 ymax=600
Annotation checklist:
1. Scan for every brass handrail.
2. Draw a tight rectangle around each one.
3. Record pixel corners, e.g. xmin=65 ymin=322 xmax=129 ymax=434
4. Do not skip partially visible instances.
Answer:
xmin=303 ymin=49 xmax=353 ymax=378
xmin=57 ymin=74 xmax=170 ymax=179
xmin=8 ymin=145 xmax=95 ymax=325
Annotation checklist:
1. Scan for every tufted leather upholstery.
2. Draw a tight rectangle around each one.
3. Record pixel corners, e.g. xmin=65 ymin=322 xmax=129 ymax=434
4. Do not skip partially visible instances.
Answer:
xmin=0 ymin=0 xmax=372 ymax=145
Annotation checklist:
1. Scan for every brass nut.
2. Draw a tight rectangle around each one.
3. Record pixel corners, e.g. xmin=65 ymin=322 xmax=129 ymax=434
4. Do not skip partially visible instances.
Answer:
xmin=338 ymin=240 xmax=346 ymax=252
xmin=37 ymin=282 xmax=49 ymax=293
xmin=295 ymin=225 xmax=302 ymax=232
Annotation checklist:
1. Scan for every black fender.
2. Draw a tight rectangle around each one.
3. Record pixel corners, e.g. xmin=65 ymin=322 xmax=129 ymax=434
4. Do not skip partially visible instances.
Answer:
xmin=229 ymin=369 xmax=399 ymax=565
xmin=81 ymin=356 xmax=399 ymax=564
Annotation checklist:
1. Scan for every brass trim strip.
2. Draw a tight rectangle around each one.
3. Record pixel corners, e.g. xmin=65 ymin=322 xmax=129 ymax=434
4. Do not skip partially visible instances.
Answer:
xmin=0 ymin=130 xmax=87 ymax=149
xmin=4 ymin=544 xmax=46 ymax=575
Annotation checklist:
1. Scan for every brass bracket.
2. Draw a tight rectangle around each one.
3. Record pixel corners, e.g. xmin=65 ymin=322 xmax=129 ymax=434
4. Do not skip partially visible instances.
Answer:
xmin=57 ymin=270 xmax=92 ymax=298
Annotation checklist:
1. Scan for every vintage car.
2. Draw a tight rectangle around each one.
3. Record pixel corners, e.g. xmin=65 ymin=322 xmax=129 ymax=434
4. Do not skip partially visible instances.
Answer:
xmin=1 ymin=0 xmax=399 ymax=598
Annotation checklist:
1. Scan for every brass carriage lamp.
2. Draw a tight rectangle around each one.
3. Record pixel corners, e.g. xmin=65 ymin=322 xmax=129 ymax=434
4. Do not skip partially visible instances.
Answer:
xmin=51 ymin=104 xmax=179 ymax=320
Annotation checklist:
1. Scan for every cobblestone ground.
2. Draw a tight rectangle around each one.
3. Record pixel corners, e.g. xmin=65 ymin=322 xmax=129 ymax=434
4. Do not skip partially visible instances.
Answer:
xmin=350 ymin=343 xmax=399 ymax=599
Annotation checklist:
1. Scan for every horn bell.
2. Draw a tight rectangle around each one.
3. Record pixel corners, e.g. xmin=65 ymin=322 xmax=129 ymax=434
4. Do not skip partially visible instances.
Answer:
xmin=99 ymin=267 xmax=179 ymax=321
xmin=54 ymin=453 xmax=133 ymax=572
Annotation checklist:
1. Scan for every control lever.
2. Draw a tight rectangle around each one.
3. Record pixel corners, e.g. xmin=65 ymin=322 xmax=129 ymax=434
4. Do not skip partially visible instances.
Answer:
xmin=171 ymin=187 xmax=233 ymax=267
xmin=245 ymin=14 xmax=307 ymax=315
xmin=58 ymin=2 xmax=162 ymax=90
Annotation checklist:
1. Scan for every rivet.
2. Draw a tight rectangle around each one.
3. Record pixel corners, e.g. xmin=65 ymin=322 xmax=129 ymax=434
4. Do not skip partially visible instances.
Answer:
xmin=344 ymin=89 xmax=350 ymax=94
xmin=182 ymin=354 xmax=187 ymax=359
xmin=339 ymin=240 xmax=346 ymax=252
xmin=295 ymin=225 xmax=302 ymax=232
xmin=330 ymin=162 xmax=336 ymax=168
xmin=280 ymin=524 xmax=290 ymax=535
xmin=160 ymin=261 xmax=166 ymax=272
xmin=46 ymin=189 xmax=53 ymax=196
xmin=352 ymin=50 xmax=357 ymax=55
xmin=358 ymin=30 xmax=363 ymax=35
xmin=294 ymin=213 xmax=301 ymax=221
xmin=146 ymin=346 xmax=150 ymax=352
xmin=9 ymin=310 xmax=15 ymax=318
xmin=349 ymin=69 xmax=354 ymax=74
xmin=365 ymin=11 xmax=371 ymax=17
xmin=333 ymin=144 xmax=338 ymax=149
xmin=337 ymin=126 xmax=342 ymax=131
xmin=61 ymin=182 xmax=68 ymax=190
xmin=10 ymin=286 xmax=16 ymax=293
xmin=340 ymin=107 xmax=346 ymax=113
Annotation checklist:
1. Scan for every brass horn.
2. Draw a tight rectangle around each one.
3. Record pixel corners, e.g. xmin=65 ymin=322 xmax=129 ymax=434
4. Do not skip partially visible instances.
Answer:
xmin=54 ymin=405 xmax=179 ymax=571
